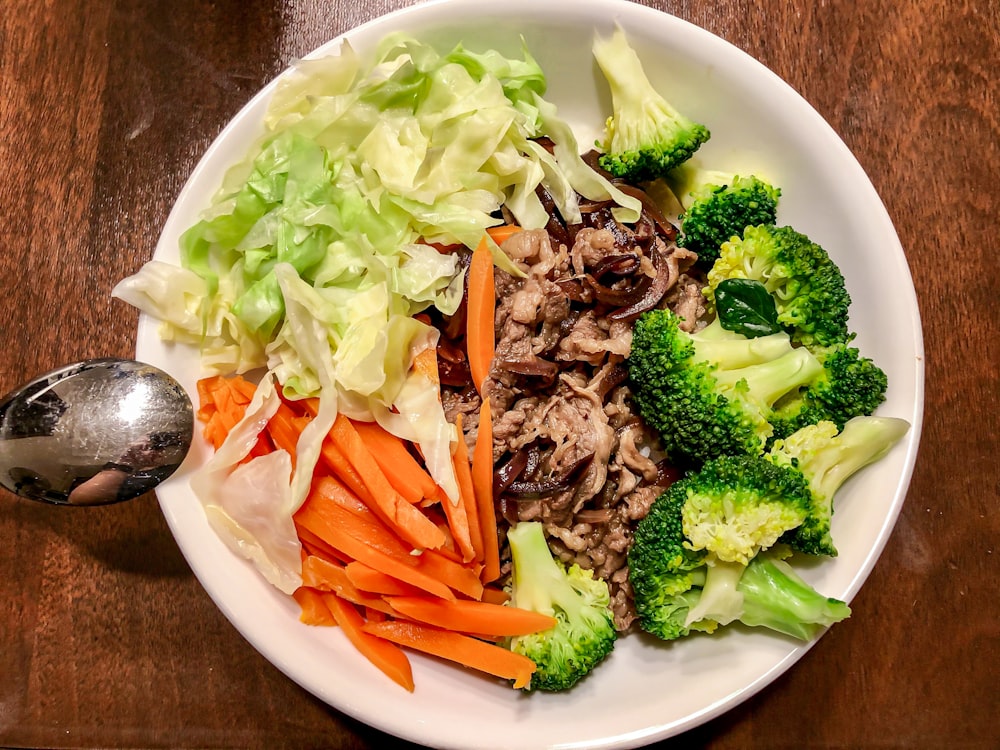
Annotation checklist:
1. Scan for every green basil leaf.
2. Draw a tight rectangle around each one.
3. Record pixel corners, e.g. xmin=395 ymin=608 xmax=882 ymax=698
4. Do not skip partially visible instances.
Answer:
xmin=714 ymin=278 xmax=782 ymax=338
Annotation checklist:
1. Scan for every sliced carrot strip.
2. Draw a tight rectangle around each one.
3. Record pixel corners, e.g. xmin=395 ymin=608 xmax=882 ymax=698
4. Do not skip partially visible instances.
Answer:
xmin=486 ymin=224 xmax=522 ymax=245
xmin=319 ymin=438 xmax=376 ymax=506
xmin=353 ymin=420 xmax=437 ymax=503
xmin=299 ymin=492 xmax=482 ymax=600
xmin=297 ymin=525 xmax=352 ymax=566
xmin=300 ymin=554 xmax=355 ymax=591
xmin=480 ymin=586 xmax=511 ymax=606
xmin=196 ymin=374 xmax=264 ymax=451
xmin=385 ymin=596 xmax=556 ymax=637
xmin=328 ymin=414 xmax=446 ymax=551
xmin=450 ymin=415 xmax=483 ymax=563
xmin=416 ymin=549 xmax=484 ymax=601
xmin=230 ymin=376 xmax=258 ymax=402
xmin=345 ymin=561 xmax=426 ymax=597
xmin=266 ymin=401 xmax=311 ymax=467
xmin=306 ymin=476 xmax=419 ymax=563
xmin=293 ymin=494 xmax=456 ymax=601
xmin=361 ymin=620 xmax=536 ymax=689
xmin=292 ymin=586 xmax=337 ymax=626
xmin=472 ymin=396 xmax=501 ymax=583
xmin=300 ymin=555 xmax=398 ymax=616
xmin=310 ymin=474 xmax=369 ymax=516
xmin=466 ymin=236 xmax=496 ymax=397
xmin=321 ymin=593 xmax=415 ymax=692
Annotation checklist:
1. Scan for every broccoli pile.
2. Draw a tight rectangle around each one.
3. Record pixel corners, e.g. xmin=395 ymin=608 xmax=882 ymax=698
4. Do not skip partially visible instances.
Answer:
xmin=512 ymin=24 xmax=911 ymax=661
xmin=628 ymin=416 xmax=908 ymax=641
xmin=505 ymin=521 xmax=617 ymax=692
xmin=668 ymin=165 xmax=781 ymax=267
xmin=592 ymin=26 xmax=710 ymax=182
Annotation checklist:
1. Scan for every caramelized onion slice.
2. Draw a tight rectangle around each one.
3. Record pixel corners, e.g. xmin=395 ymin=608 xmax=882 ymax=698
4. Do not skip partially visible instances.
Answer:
xmin=495 ymin=356 xmax=559 ymax=379
xmin=504 ymin=452 xmax=595 ymax=500
xmin=608 ymin=242 xmax=673 ymax=322
xmin=590 ymin=253 xmax=640 ymax=280
xmin=586 ymin=272 xmax=652 ymax=307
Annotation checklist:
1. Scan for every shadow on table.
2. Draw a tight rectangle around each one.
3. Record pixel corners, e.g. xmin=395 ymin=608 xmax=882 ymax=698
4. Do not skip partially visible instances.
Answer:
xmin=4 ymin=488 xmax=194 ymax=579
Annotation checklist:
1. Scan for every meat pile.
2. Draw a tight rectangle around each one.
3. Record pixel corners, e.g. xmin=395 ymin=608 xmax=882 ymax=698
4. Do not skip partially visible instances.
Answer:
xmin=438 ymin=192 xmax=707 ymax=631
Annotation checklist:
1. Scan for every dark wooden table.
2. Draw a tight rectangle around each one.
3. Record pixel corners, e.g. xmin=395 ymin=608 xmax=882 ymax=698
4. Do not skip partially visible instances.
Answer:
xmin=2 ymin=1 xmax=997 ymax=748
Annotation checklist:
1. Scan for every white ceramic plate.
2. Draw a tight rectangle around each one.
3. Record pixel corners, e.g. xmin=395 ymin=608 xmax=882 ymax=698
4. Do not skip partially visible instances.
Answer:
xmin=136 ymin=1 xmax=924 ymax=747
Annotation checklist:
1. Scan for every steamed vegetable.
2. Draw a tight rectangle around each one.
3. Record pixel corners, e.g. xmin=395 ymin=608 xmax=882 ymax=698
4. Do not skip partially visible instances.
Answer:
xmin=505 ymin=522 xmax=618 ymax=692
xmin=593 ymin=25 xmax=710 ymax=181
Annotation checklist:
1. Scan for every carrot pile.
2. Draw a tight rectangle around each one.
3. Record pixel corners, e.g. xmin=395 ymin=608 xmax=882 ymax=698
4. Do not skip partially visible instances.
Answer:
xmin=192 ymin=229 xmax=550 ymax=692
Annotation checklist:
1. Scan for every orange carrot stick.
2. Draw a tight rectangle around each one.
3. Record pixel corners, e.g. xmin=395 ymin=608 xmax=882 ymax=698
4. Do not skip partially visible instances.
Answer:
xmin=302 ymin=489 xmax=483 ymax=601
xmin=293 ymin=495 xmax=456 ymax=601
xmin=266 ymin=401 xmax=311 ymax=467
xmin=318 ymin=438 xmax=376 ymax=506
xmin=328 ymin=414 xmax=447 ymax=551
xmin=230 ymin=376 xmax=258 ymax=402
xmin=451 ymin=415 xmax=483 ymax=563
xmin=486 ymin=224 xmax=522 ymax=245
xmin=415 ymin=549 xmax=485 ymax=601
xmin=472 ymin=396 xmax=501 ymax=583
xmin=353 ymin=420 xmax=437 ymax=503
xmin=300 ymin=555 xmax=399 ymax=616
xmin=345 ymin=561 xmax=426 ymax=597
xmin=292 ymin=586 xmax=337 ymax=626
xmin=320 ymin=593 xmax=415 ymax=693
xmin=466 ymin=237 xmax=496 ymax=397
xmin=385 ymin=596 xmax=557 ymax=637
xmin=196 ymin=374 xmax=265 ymax=451
xmin=310 ymin=474 xmax=370 ymax=516
xmin=480 ymin=586 xmax=511 ymax=606
xmin=297 ymin=525 xmax=352 ymax=566
xmin=305 ymin=476 xmax=419 ymax=563
xmin=361 ymin=620 xmax=536 ymax=689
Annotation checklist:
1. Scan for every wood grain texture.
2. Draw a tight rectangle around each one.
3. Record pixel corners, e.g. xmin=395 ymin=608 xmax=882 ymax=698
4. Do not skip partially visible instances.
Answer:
xmin=1 ymin=0 xmax=997 ymax=748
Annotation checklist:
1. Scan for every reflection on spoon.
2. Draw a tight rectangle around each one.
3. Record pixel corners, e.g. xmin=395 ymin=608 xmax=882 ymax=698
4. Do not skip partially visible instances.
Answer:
xmin=0 ymin=359 xmax=193 ymax=506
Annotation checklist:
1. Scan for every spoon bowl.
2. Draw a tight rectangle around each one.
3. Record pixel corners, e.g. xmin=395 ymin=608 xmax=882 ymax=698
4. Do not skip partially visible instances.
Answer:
xmin=0 ymin=358 xmax=193 ymax=506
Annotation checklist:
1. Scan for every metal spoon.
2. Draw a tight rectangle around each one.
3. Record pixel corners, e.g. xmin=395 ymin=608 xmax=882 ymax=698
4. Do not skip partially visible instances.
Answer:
xmin=0 ymin=358 xmax=193 ymax=506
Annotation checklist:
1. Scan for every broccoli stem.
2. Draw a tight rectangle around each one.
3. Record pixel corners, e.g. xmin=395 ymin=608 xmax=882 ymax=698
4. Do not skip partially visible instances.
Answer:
xmin=508 ymin=521 xmax=566 ymax=616
xmin=737 ymin=552 xmax=851 ymax=639
xmin=803 ymin=416 xmax=911 ymax=504
xmin=712 ymin=347 xmax=824 ymax=408
xmin=684 ymin=557 xmax=745 ymax=628
xmin=690 ymin=318 xmax=795 ymax=369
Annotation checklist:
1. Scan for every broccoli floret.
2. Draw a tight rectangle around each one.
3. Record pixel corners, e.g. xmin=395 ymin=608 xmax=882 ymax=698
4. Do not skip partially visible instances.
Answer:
xmin=706 ymin=224 xmax=852 ymax=348
xmin=505 ymin=521 xmax=617 ymax=692
xmin=737 ymin=546 xmax=852 ymax=639
xmin=768 ymin=416 xmax=911 ymax=556
xmin=628 ymin=309 xmax=824 ymax=466
xmin=628 ymin=483 xmax=715 ymax=640
xmin=770 ymin=343 xmax=889 ymax=440
xmin=668 ymin=165 xmax=781 ymax=266
xmin=592 ymin=26 xmax=709 ymax=182
xmin=628 ymin=456 xmax=848 ymax=641
xmin=680 ymin=453 xmax=812 ymax=565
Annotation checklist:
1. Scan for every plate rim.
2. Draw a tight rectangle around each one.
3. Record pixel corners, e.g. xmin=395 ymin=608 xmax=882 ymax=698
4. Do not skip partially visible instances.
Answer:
xmin=137 ymin=1 xmax=926 ymax=747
